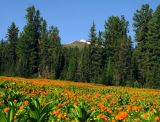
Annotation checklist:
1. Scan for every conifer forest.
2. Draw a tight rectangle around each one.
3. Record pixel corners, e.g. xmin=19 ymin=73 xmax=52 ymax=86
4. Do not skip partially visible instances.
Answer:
xmin=0 ymin=4 xmax=160 ymax=88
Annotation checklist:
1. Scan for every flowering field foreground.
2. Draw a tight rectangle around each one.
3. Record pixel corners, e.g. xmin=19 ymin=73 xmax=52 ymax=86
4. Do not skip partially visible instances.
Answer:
xmin=0 ymin=76 xmax=160 ymax=122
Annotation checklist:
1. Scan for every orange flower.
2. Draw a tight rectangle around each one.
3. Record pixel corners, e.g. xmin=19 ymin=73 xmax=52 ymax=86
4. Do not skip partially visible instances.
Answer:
xmin=106 ymin=107 xmax=112 ymax=114
xmin=52 ymin=111 xmax=58 ymax=115
xmin=126 ymin=105 xmax=131 ymax=112
xmin=13 ymin=100 xmax=17 ymax=103
xmin=100 ymin=109 xmax=105 ymax=112
xmin=117 ymin=107 xmax=122 ymax=111
xmin=74 ymin=102 xmax=78 ymax=106
xmin=58 ymin=103 xmax=62 ymax=107
xmin=155 ymin=116 xmax=160 ymax=122
xmin=91 ymin=107 xmax=96 ymax=111
xmin=4 ymin=107 xmax=10 ymax=113
xmin=132 ymin=106 xmax=139 ymax=111
xmin=142 ymin=113 xmax=150 ymax=119
xmin=58 ymin=113 xmax=63 ymax=119
xmin=24 ymin=100 xmax=29 ymax=105
xmin=19 ymin=105 xmax=24 ymax=110
xmin=99 ymin=114 xmax=108 ymax=121
xmin=115 ymin=112 xmax=128 ymax=120
xmin=52 ymin=109 xmax=61 ymax=115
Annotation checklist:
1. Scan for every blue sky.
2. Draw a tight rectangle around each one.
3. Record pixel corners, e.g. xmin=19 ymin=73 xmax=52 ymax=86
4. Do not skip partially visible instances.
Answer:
xmin=0 ymin=0 xmax=159 ymax=44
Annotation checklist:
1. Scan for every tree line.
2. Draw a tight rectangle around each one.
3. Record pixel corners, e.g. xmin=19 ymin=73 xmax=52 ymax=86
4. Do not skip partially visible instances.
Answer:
xmin=0 ymin=4 xmax=160 ymax=88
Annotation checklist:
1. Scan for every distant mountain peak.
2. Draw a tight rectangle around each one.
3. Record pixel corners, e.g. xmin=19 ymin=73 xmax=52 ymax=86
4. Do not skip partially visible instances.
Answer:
xmin=63 ymin=39 xmax=90 ymax=49
xmin=79 ymin=39 xmax=90 ymax=44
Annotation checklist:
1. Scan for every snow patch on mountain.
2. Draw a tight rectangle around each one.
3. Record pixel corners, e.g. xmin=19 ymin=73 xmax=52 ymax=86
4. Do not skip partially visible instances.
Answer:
xmin=79 ymin=39 xmax=90 ymax=44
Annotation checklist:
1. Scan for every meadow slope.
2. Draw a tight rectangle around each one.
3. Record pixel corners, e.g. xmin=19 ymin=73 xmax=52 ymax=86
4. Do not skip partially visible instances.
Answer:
xmin=0 ymin=76 xmax=160 ymax=122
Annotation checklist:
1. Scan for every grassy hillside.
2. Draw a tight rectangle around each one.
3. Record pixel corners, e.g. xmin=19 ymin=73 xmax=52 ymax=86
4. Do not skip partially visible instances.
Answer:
xmin=63 ymin=41 xmax=88 ymax=49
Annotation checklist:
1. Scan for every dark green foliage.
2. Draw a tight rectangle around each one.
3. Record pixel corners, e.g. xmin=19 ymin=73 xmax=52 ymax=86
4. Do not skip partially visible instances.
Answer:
xmin=17 ymin=6 xmax=42 ymax=77
xmin=39 ymin=20 xmax=50 ymax=78
xmin=0 ymin=4 xmax=160 ymax=88
xmin=79 ymin=45 xmax=91 ymax=82
xmin=133 ymin=4 xmax=153 ymax=43
xmin=48 ymin=26 xmax=61 ymax=79
xmin=7 ymin=22 xmax=19 ymax=72
xmin=0 ymin=22 xmax=19 ymax=76
xmin=0 ymin=40 xmax=6 ymax=74
xmin=88 ymin=22 xmax=97 ymax=82
xmin=144 ymin=5 xmax=160 ymax=88
xmin=133 ymin=4 xmax=153 ymax=84
xmin=39 ymin=23 xmax=61 ymax=79
xmin=103 ymin=16 xmax=132 ymax=85
xmin=60 ymin=47 xmax=79 ymax=81
xmin=88 ymin=23 xmax=103 ymax=82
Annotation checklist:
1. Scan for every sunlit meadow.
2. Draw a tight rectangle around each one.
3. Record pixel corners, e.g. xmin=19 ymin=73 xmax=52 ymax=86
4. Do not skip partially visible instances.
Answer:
xmin=0 ymin=76 xmax=160 ymax=122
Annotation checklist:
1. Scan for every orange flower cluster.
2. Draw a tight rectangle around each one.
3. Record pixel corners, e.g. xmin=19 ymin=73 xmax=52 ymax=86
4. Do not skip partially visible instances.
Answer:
xmin=52 ymin=109 xmax=61 ymax=116
xmin=99 ymin=114 xmax=108 ymax=121
xmin=52 ymin=109 xmax=64 ymax=119
xmin=4 ymin=107 xmax=9 ymax=113
xmin=115 ymin=112 xmax=128 ymax=120
xmin=132 ymin=106 xmax=139 ymax=111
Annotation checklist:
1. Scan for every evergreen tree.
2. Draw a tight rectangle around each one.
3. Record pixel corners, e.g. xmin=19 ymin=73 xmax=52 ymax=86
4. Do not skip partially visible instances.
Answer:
xmin=60 ymin=48 xmax=70 ymax=80
xmin=79 ymin=45 xmax=91 ymax=82
xmin=133 ymin=4 xmax=153 ymax=84
xmin=39 ymin=20 xmax=62 ymax=79
xmin=39 ymin=20 xmax=50 ymax=78
xmin=145 ymin=5 xmax=160 ymax=87
xmin=115 ymin=16 xmax=132 ymax=85
xmin=67 ymin=48 xmax=79 ymax=81
xmin=0 ymin=40 xmax=5 ymax=74
xmin=88 ymin=22 xmax=100 ymax=82
xmin=17 ymin=6 xmax=42 ymax=77
xmin=60 ymin=47 xmax=79 ymax=81
xmin=17 ymin=32 xmax=29 ymax=77
xmin=0 ymin=41 xmax=2 ymax=74
xmin=95 ymin=31 xmax=104 ymax=83
xmin=48 ymin=26 xmax=61 ymax=79
xmin=6 ymin=22 xmax=19 ymax=75
xmin=0 ymin=40 xmax=9 ymax=75
xmin=103 ymin=16 xmax=131 ymax=85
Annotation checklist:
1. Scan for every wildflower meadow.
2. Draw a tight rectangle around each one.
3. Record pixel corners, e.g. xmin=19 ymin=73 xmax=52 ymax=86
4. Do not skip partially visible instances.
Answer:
xmin=0 ymin=77 xmax=159 ymax=122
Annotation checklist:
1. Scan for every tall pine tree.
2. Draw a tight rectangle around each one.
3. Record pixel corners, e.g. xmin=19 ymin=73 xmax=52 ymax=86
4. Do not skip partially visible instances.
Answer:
xmin=17 ymin=6 xmax=42 ymax=77
xmin=5 ymin=22 xmax=19 ymax=75
xmin=145 ymin=5 xmax=160 ymax=87
xmin=133 ymin=4 xmax=153 ymax=84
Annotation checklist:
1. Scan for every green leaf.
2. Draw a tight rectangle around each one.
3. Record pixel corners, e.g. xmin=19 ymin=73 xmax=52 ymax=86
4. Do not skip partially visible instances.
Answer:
xmin=41 ymin=102 xmax=53 ymax=114
xmin=29 ymin=109 xmax=39 ymax=120
xmin=38 ymin=113 xmax=47 ymax=122
xmin=0 ymin=111 xmax=8 ymax=122
xmin=9 ymin=107 xmax=14 ymax=122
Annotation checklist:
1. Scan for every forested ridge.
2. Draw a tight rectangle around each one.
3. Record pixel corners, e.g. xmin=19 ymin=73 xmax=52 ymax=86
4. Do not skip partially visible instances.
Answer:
xmin=0 ymin=4 xmax=160 ymax=88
